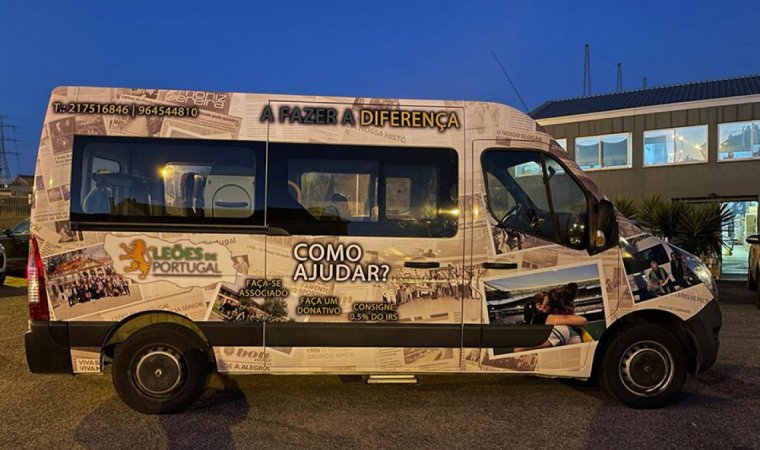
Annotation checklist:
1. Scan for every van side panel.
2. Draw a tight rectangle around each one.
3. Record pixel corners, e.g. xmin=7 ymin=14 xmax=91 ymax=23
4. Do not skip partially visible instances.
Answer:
xmin=28 ymin=87 xmax=716 ymax=378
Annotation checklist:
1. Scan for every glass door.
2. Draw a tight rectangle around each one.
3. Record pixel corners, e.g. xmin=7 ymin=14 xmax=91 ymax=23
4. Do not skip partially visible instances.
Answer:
xmin=722 ymin=200 xmax=759 ymax=276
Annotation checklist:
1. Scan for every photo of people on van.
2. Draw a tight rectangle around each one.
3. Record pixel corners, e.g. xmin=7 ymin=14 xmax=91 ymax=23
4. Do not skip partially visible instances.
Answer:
xmin=53 ymin=219 xmax=82 ymax=243
xmin=208 ymin=285 xmax=288 ymax=323
xmin=389 ymin=263 xmax=485 ymax=304
xmin=482 ymin=262 xmax=606 ymax=355
xmin=622 ymin=235 xmax=703 ymax=302
xmin=44 ymin=245 xmax=141 ymax=320
xmin=484 ymin=262 xmax=606 ymax=326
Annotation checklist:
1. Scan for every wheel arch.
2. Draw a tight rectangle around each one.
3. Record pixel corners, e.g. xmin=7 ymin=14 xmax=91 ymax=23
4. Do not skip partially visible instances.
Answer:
xmin=594 ymin=309 xmax=699 ymax=377
xmin=101 ymin=311 xmax=215 ymax=368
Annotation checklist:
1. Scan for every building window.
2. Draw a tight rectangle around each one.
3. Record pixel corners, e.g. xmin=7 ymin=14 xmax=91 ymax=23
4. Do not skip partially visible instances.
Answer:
xmin=574 ymin=133 xmax=631 ymax=170
xmin=643 ymin=125 xmax=708 ymax=166
xmin=718 ymin=121 xmax=760 ymax=161
xmin=554 ymin=139 xmax=567 ymax=151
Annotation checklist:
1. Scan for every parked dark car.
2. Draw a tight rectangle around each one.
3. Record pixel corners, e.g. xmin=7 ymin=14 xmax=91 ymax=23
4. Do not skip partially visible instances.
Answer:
xmin=0 ymin=243 xmax=6 ymax=286
xmin=0 ymin=218 xmax=29 ymax=274
xmin=748 ymin=234 xmax=760 ymax=308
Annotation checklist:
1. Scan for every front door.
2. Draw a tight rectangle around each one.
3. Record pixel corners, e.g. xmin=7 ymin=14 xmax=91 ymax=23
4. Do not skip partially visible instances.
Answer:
xmin=472 ymin=142 xmax=611 ymax=373
xmin=263 ymin=99 xmax=468 ymax=372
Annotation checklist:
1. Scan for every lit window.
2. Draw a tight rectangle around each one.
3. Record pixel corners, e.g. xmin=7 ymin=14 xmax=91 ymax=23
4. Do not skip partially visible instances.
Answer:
xmin=643 ymin=126 xmax=708 ymax=166
xmin=574 ymin=133 xmax=631 ymax=170
xmin=718 ymin=121 xmax=760 ymax=161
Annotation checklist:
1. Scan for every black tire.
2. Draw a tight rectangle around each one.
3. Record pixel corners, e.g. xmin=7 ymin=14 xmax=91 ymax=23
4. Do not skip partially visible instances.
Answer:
xmin=0 ymin=272 xmax=5 ymax=287
xmin=598 ymin=324 xmax=688 ymax=409
xmin=112 ymin=323 xmax=211 ymax=414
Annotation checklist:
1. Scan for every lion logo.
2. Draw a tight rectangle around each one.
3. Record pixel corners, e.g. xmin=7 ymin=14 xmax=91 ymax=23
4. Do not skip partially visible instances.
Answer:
xmin=119 ymin=239 xmax=153 ymax=280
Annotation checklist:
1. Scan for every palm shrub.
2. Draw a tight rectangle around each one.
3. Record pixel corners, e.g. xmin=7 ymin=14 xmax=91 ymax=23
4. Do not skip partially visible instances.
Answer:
xmin=636 ymin=194 xmax=685 ymax=242
xmin=613 ymin=196 xmax=639 ymax=222
xmin=674 ymin=202 xmax=733 ymax=258
xmin=629 ymin=195 xmax=733 ymax=259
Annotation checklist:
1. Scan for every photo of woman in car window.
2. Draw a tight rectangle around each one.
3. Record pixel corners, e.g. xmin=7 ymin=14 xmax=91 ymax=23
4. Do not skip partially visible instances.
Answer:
xmin=515 ymin=283 xmax=587 ymax=352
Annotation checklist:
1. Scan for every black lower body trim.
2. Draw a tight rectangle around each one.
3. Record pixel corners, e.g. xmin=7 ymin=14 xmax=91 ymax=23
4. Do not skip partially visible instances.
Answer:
xmin=25 ymin=321 xmax=554 ymax=363
xmin=25 ymin=321 xmax=73 ymax=373
xmin=202 ymin=322 xmax=551 ymax=349
xmin=686 ymin=299 xmax=721 ymax=374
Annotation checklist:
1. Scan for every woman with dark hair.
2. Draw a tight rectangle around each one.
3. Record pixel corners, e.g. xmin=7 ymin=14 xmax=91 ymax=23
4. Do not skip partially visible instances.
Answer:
xmin=515 ymin=285 xmax=586 ymax=352
xmin=524 ymin=292 xmax=549 ymax=325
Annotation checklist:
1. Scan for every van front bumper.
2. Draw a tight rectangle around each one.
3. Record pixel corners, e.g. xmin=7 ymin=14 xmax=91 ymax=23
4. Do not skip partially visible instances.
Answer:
xmin=686 ymin=299 xmax=721 ymax=374
xmin=25 ymin=321 xmax=73 ymax=373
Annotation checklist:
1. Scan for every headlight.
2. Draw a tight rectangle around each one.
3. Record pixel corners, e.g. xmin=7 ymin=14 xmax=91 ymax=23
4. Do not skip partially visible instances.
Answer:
xmin=693 ymin=263 xmax=718 ymax=299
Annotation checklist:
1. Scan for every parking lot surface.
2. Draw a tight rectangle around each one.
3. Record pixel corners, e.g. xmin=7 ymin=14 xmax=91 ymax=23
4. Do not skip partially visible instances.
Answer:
xmin=1 ymin=280 xmax=759 ymax=449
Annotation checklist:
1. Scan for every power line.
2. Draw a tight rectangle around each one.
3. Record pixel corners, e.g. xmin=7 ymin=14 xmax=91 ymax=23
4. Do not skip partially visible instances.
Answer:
xmin=0 ymin=115 xmax=21 ymax=182
xmin=491 ymin=50 xmax=529 ymax=112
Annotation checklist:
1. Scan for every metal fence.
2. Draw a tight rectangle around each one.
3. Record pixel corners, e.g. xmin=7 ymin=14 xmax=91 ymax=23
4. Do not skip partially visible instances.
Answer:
xmin=0 ymin=176 xmax=32 ymax=219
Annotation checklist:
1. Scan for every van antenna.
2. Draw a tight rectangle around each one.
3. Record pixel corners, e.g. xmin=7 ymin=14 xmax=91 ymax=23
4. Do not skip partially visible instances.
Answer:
xmin=491 ymin=50 xmax=529 ymax=112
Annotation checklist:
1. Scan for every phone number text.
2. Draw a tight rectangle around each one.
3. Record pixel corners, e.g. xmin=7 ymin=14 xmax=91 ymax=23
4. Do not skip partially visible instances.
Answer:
xmin=52 ymin=102 xmax=199 ymax=118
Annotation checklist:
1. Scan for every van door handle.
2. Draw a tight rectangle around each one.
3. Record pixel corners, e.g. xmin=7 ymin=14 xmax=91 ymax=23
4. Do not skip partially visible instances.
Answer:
xmin=482 ymin=262 xmax=518 ymax=270
xmin=404 ymin=261 xmax=440 ymax=268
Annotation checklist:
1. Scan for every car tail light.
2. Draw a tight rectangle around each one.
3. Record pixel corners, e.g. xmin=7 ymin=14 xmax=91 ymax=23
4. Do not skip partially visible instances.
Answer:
xmin=27 ymin=236 xmax=50 ymax=321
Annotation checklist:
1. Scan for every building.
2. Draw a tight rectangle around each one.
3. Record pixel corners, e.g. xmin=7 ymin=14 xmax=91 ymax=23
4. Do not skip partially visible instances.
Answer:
xmin=0 ymin=174 xmax=33 ymax=218
xmin=531 ymin=75 xmax=760 ymax=276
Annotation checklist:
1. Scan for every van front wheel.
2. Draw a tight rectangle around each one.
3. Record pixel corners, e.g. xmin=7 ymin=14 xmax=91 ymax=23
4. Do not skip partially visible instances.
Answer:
xmin=112 ymin=324 xmax=210 ymax=414
xmin=599 ymin=324 xmax=687 ymax=408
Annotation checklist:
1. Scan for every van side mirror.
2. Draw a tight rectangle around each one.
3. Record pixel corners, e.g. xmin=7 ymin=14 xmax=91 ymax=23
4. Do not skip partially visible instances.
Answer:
xmin=589 ymin=199 xmax=618 ymax=254
xmin=747 ymin=234 xmax=760 ymax=245
xmin=2 ymin=229 xmax=10 ymax=237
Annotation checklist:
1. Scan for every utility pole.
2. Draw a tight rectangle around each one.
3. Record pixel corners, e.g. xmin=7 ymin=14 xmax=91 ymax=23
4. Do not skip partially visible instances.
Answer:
xmin=643 ymin=77 xmax=648 ymax=88
xmin=0 ymin=115 xmax=21 ymax=183
xmin=583 ymin=44 xmax=592 ymax=96
xmin=616 ymin=63 xmax=623 ymax=92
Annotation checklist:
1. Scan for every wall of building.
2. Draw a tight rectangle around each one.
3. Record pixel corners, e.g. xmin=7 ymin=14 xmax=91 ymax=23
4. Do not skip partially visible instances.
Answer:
xmin=542 ymin=101 xmax=760 ymax=201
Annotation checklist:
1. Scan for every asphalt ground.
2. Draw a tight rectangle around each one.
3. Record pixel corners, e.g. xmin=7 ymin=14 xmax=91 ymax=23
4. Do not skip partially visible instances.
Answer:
xmin=1 ymin=278 xmax=759 ymax=449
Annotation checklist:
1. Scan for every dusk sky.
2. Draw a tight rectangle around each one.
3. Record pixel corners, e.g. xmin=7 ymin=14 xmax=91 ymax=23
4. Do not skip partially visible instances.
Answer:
xmin=1 ymin=0 xmax=758 ymax=175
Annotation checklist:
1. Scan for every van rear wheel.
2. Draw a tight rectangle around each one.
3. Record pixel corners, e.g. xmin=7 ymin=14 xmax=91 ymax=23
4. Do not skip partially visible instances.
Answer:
xmin=599 ymin=324 xmax=687 ymax=409
xmin=112 ymin=324 xmax=210 ymax=414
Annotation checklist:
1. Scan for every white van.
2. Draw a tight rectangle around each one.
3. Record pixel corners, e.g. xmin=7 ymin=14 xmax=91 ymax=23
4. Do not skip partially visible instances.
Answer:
xmin=25 ymin=87 xmax=721 ymax=413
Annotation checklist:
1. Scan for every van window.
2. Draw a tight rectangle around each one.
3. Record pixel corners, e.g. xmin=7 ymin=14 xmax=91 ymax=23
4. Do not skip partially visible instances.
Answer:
xmin=482 ymin=150 xmax=588 ymax=248
xmin=70 ymin=136 xmax=265 ymax=227
xmin=385 ymin=165 xmax=438 ymax=221
xmin=544 ymin=158 xmax=589 ymax=247
xmin=92 ymin=156 xmax=120 ymax=174
xmin=268 ymin=143 xmax=458 ymax=237
xmin=289 ymin=159 xmax=379 ymax=222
